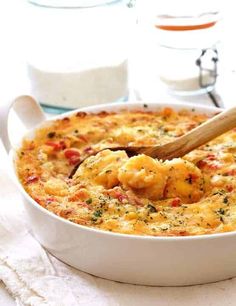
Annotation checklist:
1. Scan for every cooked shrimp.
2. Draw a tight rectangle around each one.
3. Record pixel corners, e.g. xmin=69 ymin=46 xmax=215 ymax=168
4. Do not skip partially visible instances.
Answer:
xmin=164 ymin=158 xmax=204 ymax=203
xmin=73 ymin=149 xmax=128 ymax=189
xmin=118 ymin=154 xmax=167 ymax=200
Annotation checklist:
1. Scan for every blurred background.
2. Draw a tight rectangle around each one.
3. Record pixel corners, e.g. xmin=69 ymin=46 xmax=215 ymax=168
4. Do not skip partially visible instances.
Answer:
xmin=0 ymin=0 xmax=236 ymax=112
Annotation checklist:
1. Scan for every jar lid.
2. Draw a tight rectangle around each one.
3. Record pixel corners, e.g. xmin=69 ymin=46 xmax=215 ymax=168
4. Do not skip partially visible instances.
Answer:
xmin=155 ymin=11 xmax=220 ymax=31
xmin=153 ymin=11 xmax=221 ymax=49
xmin=136 ymin=0 xmax=221 ymax=48
xmin=28 ymin=0 xmax=125 ymax=8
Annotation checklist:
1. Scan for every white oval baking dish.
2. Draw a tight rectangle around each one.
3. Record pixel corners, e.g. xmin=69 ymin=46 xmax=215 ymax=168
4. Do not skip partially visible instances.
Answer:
xmin=1 ymin=95 xmax=235 ymax=287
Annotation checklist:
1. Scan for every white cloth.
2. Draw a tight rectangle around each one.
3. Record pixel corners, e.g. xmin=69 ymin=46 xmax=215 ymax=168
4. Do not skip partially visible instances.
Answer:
xmin=1 ymin=145 xmax=236 ymax=306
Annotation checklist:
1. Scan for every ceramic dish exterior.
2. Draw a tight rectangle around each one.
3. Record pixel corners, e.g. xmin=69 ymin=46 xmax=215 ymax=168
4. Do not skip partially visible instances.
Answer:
xmin=1 ymin=96 xmax=236 ymax=286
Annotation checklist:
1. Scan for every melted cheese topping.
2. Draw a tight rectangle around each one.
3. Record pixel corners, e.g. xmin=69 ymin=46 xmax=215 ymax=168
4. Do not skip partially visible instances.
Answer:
xmin=16 ymin=107 xmax=236 ymax=236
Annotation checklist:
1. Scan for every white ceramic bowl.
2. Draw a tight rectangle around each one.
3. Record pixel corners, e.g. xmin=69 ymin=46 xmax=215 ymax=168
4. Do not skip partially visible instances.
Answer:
xmin=1 ymin=96 xmax=236 ymax=286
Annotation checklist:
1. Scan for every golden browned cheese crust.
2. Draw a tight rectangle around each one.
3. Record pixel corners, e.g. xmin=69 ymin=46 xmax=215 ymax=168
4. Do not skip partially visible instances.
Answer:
xmin=16 ymin=107 xmax=236 ymax=236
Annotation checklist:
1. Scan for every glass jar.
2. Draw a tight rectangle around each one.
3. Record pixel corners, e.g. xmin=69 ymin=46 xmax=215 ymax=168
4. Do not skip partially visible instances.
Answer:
xmin=26 ymin=0 xmax=134 ymax=113
xmin=134 ymin=0 xmax=221 ymax=98
xmin=154 ymin=12 xmax=220 ymax=96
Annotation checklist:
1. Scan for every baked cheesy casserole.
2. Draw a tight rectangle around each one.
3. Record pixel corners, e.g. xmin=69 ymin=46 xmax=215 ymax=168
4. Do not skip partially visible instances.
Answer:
xmin=16 ymin=107 xmax=236 ymax=236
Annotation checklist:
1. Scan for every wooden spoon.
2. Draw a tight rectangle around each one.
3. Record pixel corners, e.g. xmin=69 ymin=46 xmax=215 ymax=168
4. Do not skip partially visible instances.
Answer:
xmin=69 ymin=106 xmax=236 ymax=178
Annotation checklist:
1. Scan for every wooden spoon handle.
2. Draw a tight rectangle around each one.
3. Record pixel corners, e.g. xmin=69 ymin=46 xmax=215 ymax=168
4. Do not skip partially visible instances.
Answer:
xmin=161 ymin=106 xmax=236 ymax=159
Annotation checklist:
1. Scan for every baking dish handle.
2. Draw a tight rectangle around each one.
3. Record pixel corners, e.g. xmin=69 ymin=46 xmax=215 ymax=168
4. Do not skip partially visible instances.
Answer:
xmin=0 ymin=95 xmax=46 ymax=152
